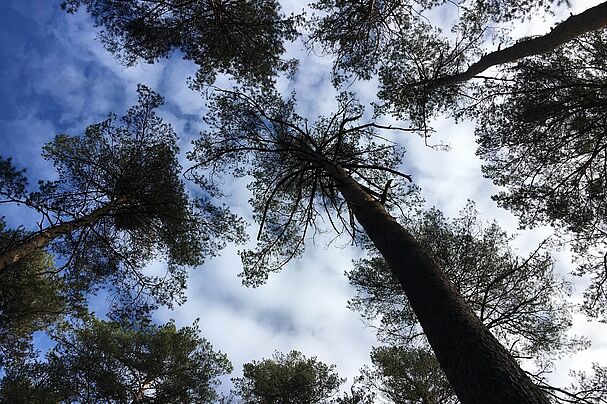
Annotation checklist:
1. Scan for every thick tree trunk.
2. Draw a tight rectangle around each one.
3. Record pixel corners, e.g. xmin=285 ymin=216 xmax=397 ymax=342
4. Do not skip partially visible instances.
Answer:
xmin=432 ymin=1 xmax=607 ymax=88
xmin=324 ymin=162 xmax=549 ymax=404
xmin=0 ymin=200 xmax=122 ymax=271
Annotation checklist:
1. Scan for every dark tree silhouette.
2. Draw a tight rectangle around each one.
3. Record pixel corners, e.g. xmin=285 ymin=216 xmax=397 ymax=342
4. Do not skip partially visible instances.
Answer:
xmin=0 ymin=317 xmax=231 ymax=403
xmin=0 ymin=220 xmax=75 ymax=369
xmin=358 ymin=346 xmax=456 ymax=404
xmin=381 ymin=2 xmax=607 ymax=127
xmin=349 ymin=204 xmax=576 ymax=359
xmin=476 ymin=32 xmax=607 ymax=320
xmin=188 ymin=87 xmax=550 ymax=404
xmin=307 ymin=0 xmax=607 ymax=129
xmin=355 ymin=345 xmax=607 ymax=404
xmin=61 ymin=0 xmax=299 ymax=86
xmin=308 ymin=0 xmax=573 ymax=83
xmin=312 ymin=0 xmax=607 ymax=328
xmin=425 ymin=1 xmax=607 ymax=88
xmin=347 ymin=203 xmax=607 ymax=403
xmin=232 ymin=350 xmax=344 ymax=403
xmin=0 ymin=85 xmax=243 ymax=307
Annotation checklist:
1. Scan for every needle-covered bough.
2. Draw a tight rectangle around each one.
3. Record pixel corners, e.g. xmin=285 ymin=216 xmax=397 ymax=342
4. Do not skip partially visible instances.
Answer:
xmin=0 ymin=86 xmax=244 ymax=308
xmin=187 ymin=87 xmax=552 ymax=404
xmin=189 ymin=88 xmax=415 ymax=286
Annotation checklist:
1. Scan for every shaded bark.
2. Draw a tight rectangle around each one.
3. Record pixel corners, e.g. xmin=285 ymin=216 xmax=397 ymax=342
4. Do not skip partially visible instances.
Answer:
xmin=431 ymin=1 xmax=607 ymax=88
xmin=0 ymin=200 xmax=123 ymax=271
xmin=323 ymin=161 xmax=549 ymax=404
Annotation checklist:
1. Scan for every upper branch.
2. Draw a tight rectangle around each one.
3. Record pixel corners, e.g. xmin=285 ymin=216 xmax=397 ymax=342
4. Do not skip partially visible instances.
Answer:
xmin=429 ymin=1 xmax=607 ymax=88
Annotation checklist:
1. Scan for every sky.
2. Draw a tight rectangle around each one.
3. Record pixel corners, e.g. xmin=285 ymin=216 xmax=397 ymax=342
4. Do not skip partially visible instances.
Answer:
xmin=0 ymin=0 xmax=606 ymax=399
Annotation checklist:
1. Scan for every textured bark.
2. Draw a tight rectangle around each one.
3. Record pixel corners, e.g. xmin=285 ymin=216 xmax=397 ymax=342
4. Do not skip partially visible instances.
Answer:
xmin=432 ymin=1 xmax=607 ymax=88
xmin=324 ymin=162 xmax=550 ymax=404
xmin=0 ymin=200 xmax=122 ymax=271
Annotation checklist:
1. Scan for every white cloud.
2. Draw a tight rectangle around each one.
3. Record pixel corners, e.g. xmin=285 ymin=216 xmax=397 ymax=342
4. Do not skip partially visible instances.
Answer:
xmin=2 ymin=0 xmax=606 ymax=399
xmin=155 ymin=240 xmax=376 ymax=394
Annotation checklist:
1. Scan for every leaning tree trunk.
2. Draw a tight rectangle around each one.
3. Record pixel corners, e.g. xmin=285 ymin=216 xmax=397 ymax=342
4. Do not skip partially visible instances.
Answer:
xmin=323 ymin=162 xmax=549 ymax=404
xmin=430 ymin=1 xmax=607 ymax=88
xmin=0 ymin=199 xmax=122 ymax=271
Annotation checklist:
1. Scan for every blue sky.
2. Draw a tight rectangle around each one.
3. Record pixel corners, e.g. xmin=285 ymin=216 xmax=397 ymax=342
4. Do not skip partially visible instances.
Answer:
xmin=1 ymin=0 xmax=606 ymax=398
xmin=0 ymin=0 xmax=378 ymax=393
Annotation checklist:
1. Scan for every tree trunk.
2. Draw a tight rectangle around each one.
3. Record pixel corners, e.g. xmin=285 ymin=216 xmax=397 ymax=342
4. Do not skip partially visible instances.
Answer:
xmin=132 ymin=380 xmax=151 ymax=403
xmin=431 ymin=1 xmax=607 ymax=88
xmin=0 ymin=200 xmax=122 ymax=271
xmin=323 ymin=161 xmax=549 ymax=404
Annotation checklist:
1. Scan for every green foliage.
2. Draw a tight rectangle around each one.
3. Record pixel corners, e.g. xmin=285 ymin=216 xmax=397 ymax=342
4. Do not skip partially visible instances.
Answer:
xmin=346 ymin=203 xmax=607 ymax=403
xmin=565 ymin=363 xmax=607 ymax=403
xmin=0 ymin=157 xmax=27 ymax=201
xmin=308 ymin=0 xmax=570 ymax=125
xmin=307 ymin=0 xmax=413 ymax=81
xmin=331 ymin=386 xmax=375 ymax=404
xmin=232 ymin=350 xmax=344 ymax=403
xmin=376 ymin=21 xmax=470 ymax=127
xmin=61 ymin=0 xmax=299 ymax=86
xmin=463 ymin=0 xmax=569 ymax=21
xmin=348 ymin=203 xmax=580 ymax=388
xmin=0 ymin=220 xmax=75 ymax=368
xmin=188 ymin=88 xmax=417 ymax=286
xmin=1 ymin=85 xmax=244 ymax=307
xmin=359 ymin=346 xmax=456 ymax=404
xmin=308 ymin=0 xmax=564 ymax=77
xmin=0 ymin=362 xmax=62 ymax=404
xmin=309 ymin=0 xmax=482 ymax=125
xmin=476 ymin=32 xmax=607 ymax=318
xmin=0 ymin=317 xmax=232 ymax=403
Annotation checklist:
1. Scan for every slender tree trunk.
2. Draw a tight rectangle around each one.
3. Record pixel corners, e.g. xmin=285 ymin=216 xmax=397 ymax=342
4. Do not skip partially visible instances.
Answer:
xmin=0 ymin=200 xmax=122 ymax=271
xmin=323 ymin=161 xmax=549 ymax=404
xmin=431 ymin=1 xmax=607 ymax=88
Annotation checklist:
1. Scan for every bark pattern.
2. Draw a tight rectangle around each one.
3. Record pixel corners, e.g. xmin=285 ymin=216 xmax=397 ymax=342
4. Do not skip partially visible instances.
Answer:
xmin=325 ymin=162 xmax=550 ymax=404
xmin=0 ymin=200 xmax=121 ymax=271
xmin=434 ymin=1 xmax=607 ymax=87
